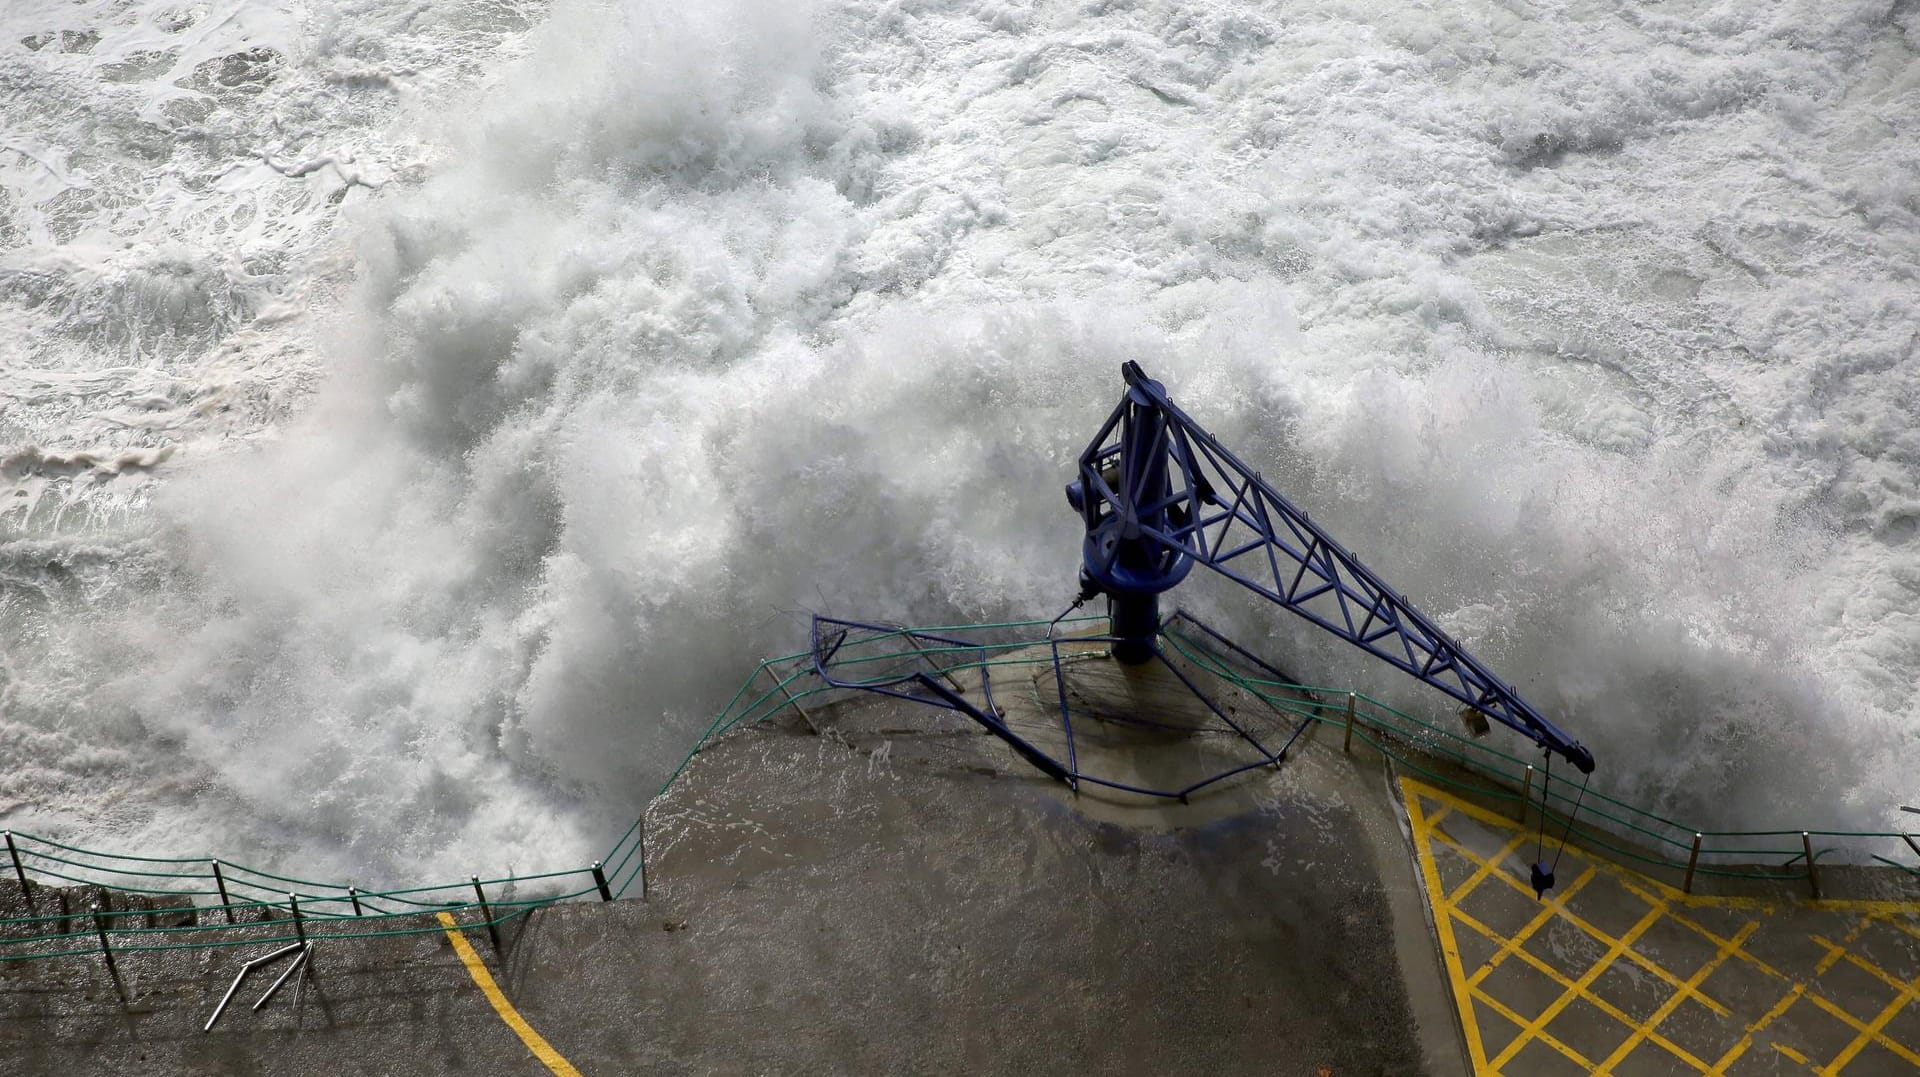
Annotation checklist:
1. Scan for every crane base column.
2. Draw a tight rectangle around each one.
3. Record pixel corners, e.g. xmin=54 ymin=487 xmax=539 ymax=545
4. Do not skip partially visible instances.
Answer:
xmin=1108 ymin=594 xmax=1159 ymax=665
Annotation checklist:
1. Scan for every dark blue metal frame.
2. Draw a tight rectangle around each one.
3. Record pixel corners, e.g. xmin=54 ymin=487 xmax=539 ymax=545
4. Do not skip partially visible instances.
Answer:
xmin=810 ymin=612 xmax=1317 ymax=802
xmin=1071 ymin=362 xmax=1594 ymax=774
xmin=809 ymin=616 xmax=1068 ymax=783
xmin=1064 ymin=369 xmax=1193 ymax=663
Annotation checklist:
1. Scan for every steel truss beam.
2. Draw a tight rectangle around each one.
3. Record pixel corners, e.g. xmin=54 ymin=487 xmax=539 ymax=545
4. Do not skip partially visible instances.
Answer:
xmin=1074 ymin=363 xmax=1594 ymax=773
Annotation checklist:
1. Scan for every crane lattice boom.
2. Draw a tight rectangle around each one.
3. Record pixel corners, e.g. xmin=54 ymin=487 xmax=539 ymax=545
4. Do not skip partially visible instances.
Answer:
xmin=1068 ymin=362 xmax=1594 ymax=774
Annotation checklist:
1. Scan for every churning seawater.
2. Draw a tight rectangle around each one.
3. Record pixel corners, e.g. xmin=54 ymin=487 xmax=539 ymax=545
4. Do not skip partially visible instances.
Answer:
xmin=2 ymin=0 xmax=1916 ymax=886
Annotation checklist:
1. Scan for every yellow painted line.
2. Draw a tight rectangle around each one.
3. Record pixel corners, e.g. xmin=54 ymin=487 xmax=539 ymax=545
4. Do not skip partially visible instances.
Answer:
xmin=1425 ymin=820 xmax=1743 ymax=1017
xmin=1448 ymin=905 xmax=1714 ymax=1072
xmin=1467 ymin=981 xmax=1598 ymax=1070
xmin=1823 ymin=992 xmax=1914 ymax=1074
xmin=1466 ymin=864 xmax=1600 ymax=990
xmin=1595 ymin=921 xmax=1757 ymax=1074
xmin=1773 ymin=1042 xmax=1813 ymax=1065
xmin=436 ymin=912 xmax=584 ymax=1077
xmin=1708 ymin=983 xmax=1806 ymax=1075
xmin=1824 ymin=938 xmax=1917 ymax=998
xmin=1397 ymin=776 xmax=1920 ymax=1077
xmin=1406 ymin=788 xmax=1492 ymax=1075
xmin=1494 ymin=899 xmax=1677 ymax=1072
xmin=1804 ymin=990 xmax=1920 ymax=1071
xmin=1438 ymin=818 xmax=1733 ymax=1021
xmin=1444 ymin=830 xmax=1532 ymax=907
xmin=1480 ymin=872 xmax=1733 ymax=1016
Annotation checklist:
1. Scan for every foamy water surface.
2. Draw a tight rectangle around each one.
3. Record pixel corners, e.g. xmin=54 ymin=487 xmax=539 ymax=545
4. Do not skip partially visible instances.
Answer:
xmin=2 ymin=0 xmax=1916 ymax=885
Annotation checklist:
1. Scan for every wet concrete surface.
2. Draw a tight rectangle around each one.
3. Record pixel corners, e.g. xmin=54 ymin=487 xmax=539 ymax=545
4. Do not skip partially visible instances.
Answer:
xmin=2 ymin=651 xmax=1463 ymax=1075
xmin=7 ymin=647 xmax=1916 ymax=1075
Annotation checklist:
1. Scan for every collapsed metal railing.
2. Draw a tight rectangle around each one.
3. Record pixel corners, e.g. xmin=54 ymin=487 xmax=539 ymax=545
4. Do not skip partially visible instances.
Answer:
xmin=808 ymin=609 xmax=1321 ymax=802
xmin=0 ymin=836 xmax=609 ymax=970
xmin=3 ymin=614 xmax=1916 ymax=974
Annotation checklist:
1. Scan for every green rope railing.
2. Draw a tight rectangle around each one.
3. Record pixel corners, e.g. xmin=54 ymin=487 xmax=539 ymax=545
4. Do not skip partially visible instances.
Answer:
xmin=1156 ymin=625 xmax=1916 ymax=888
xmin=3 ymin=613 xmax=1914 ymax=969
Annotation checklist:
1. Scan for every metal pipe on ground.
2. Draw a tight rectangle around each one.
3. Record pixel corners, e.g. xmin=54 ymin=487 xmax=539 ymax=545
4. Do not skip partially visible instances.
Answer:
xmin=204 ymin=942 xmax=305 ymax=1032
xmin=252 ymin=946 xmax=308 ymax=1012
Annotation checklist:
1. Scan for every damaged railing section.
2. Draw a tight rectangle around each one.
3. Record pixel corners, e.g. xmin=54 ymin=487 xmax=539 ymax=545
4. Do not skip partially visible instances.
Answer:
xmin=204 ymin=939 xmax=307 ymax=1032
xmin=0 ymin=614 xmax=1110 ymax=969
xmin=809 ymin=611 xmax=1319 ymax=802
xmin=0 ymin=835 xmax=602 ymax=969
xmin=1153 ymin=629 xmax=1920 ymax=899
xmin=810 ymin=615 xmax=1070 ymax=783
xmin=6 ymin=614 xmax=1918 ymax=969
xmin=596 ymin=613 xmax=1116 ymax=902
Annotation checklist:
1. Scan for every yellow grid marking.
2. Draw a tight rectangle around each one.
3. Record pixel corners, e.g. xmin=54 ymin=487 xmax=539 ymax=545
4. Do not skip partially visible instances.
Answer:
xmin=1442 ymin=825 xmax=1738 ymax=1018
xmin=1465 ymin=863 xmax=1602 ymax=991
xmin=1802 ymin=990 xmax=1920 ymax=1072
xmin=1446 ymin=831 xmax=1534 ymax=908
xmin=1446 ymin=904 xmax=1714 ymax=1071
xmin=1400 ymin=777 xmax=1920 ymax=1076
xmin=1823 ymin=990 xmax=1913 ymax=1074
xmin=1468 ymin=976 xmax=1602 ymax=1070
xmin=1596 ymin=921 xmax=1756 ymax=1073
xmin=1818 ymin=936 xmax=1920 ymax=999
xmin=1709 ymin=981 xmax=1808 ymax=1075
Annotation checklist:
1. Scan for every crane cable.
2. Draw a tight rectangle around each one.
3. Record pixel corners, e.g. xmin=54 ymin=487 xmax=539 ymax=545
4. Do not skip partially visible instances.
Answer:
xmin=1532 ymin=749 xmax=1552 ymax=866
xmin=1529 ymin=746 xmax=1593 ymax=898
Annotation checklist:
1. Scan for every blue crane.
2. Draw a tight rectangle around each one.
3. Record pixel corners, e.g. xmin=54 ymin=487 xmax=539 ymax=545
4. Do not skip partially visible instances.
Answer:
xmin=812 ymin=362 xmax=1595 ymax=895
xmin=1066 ymin=361 xmax=1595 ymax=775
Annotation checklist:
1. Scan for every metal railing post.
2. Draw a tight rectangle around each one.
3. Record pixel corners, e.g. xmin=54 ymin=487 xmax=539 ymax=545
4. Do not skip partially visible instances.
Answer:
xmin=211 ymin=860 xmax=234 ymax=924
xmin=6 ymin=831 xmax=30 ymax=907
xmin=638 ymin=815 xmax=650 ymax=900
xmin=591 ymin=861 xmax=612 ymax=902
xmin=471 ymin=876 xmax=500 ymax=952
xmin=1683 ymin=834 xmax=1703 ymax=895
xmin=1343 ymin=692 xmax=1357 ymax=753
xmin=288 ymin=893 xmax=306 ymax=945
xmin=1519 ymin=765 xmax=1534 ymax=824
xmin=1802 ymin=833 xmax=1820 ymax=899
xmin=761 ymin=660 xmax=820 ymax=735
xmin=92 ymin=903 xmax=117 ymax=979
xmin=348 ymin=887 xmax=362 ymax=916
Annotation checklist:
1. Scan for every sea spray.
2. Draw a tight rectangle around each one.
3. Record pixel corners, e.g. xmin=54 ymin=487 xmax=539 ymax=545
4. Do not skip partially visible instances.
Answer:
xmin=1 ymin=0 xmax=1914 ymax=884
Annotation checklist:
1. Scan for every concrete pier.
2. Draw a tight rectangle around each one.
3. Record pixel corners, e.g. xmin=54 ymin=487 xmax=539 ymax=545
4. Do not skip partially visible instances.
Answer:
xmin=2 ymin=645 xmax=1915 ymax=1076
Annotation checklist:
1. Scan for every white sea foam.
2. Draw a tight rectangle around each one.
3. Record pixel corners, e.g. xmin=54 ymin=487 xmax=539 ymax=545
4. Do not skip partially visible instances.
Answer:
xmin=1 ymin=0 xmax=1915 ymax=884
